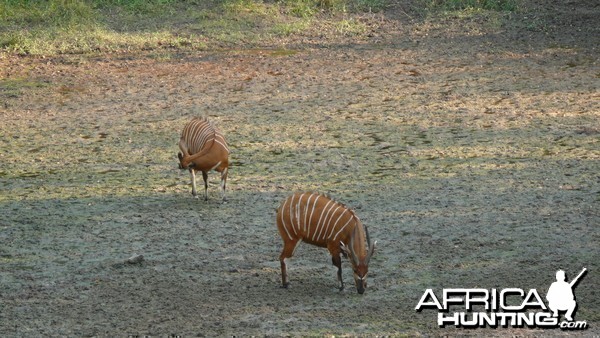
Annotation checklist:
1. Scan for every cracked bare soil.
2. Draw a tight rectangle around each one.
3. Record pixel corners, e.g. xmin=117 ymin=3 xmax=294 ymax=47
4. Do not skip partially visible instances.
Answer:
xmin=1 ymin=0 xmax=599 ymax=336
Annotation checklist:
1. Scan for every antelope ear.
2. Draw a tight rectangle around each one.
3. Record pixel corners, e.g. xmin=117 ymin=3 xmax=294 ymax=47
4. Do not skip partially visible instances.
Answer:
xmin=178 ymin=152 xmax=183 ymax=161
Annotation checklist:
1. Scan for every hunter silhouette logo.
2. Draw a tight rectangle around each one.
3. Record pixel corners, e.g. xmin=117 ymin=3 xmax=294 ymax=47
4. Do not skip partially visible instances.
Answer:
xmin=415 ymin=267 xmax=588 ymax=330
xmin=546 ymin=268 xmax=587 ymax=322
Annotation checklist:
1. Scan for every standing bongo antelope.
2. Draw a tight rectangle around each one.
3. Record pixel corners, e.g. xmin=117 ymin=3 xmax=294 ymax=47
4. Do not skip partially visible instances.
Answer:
xmin=276 ymin=192 xmax=376 ymax=294
xmin=177 ymin=116 xmax=229 ymax=201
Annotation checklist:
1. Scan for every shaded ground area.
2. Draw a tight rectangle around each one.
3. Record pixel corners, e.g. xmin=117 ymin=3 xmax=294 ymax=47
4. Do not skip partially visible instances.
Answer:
xmin=1 ymin=0 xmax=598 ymax=336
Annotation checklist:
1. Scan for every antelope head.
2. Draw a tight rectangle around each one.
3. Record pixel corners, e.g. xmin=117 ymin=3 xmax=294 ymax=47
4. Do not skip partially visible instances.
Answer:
xmin=340 ymin=224 xmax=376 ymax=294
xmin=177 ymin=152 xmax=195 ymax=170
xmin=178 ymin=152 xmax=185 ymax=169
xmin=177 ymin=140 xmax=195 ymax=170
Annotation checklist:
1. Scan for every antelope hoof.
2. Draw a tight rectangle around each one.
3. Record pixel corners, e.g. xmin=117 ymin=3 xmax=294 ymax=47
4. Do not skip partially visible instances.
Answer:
xmin=281 ymin=282 xmax=290 ymax=289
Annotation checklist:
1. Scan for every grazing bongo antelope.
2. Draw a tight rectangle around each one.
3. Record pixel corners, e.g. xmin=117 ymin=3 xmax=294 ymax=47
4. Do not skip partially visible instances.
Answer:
xmin=276 ymin=192 xmax=376 ymax=294
xmin=177 ymin=116 xmax=229 ymax=201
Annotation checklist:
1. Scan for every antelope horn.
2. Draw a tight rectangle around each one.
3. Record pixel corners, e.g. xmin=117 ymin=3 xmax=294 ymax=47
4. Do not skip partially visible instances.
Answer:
xmin=367 ymin=240 xmax=377 ymax=264
xmin=364 ymin=224 xmax=376 ymax=264
xmin=364 ymin=223 xmax=371 ymax=248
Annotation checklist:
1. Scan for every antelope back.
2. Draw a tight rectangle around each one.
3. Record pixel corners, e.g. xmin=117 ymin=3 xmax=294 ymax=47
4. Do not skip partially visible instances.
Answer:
xmin=277 ymin=192 xmax=359 ymax=247
xmin=180 ymin=116 xmax=216 ymax=156
xmin=178 ymin=117 xmax=229 ymax=169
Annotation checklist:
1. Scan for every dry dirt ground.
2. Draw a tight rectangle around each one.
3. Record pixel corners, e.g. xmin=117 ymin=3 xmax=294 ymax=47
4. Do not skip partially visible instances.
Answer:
xmin=1 ymin=0 xmax=599 ymax=336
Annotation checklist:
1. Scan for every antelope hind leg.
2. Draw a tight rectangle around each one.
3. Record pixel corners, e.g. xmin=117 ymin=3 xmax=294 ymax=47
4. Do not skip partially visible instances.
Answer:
xmin=220 ymin=167 xmax=228 ymax=202
xmin=202 ymin=171 xmax=208 ymax=201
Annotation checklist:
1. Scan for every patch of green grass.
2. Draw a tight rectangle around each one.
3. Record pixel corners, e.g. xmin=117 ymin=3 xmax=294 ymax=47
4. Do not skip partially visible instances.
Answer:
xmin=279 ymin=0 xmax=386 ymax=15
xmin=0 ymin=0 xmax=97 ymax=28
xmin=334 ymin=18 xmax=367 ymax=34
xmin=271 ymin=19 xmax=312 ymax=36
xmin=0 ymin=78 xmax=50 ymax=98
xmin=222 ymin=0 xmax=277 ymax=15
xmin=0 ymin=0 xmax=387 ymax=56
xmin=0 ymin=1 xmax=220 ymax=55
xmin=1 ymin=26 xmax=203 ymax=55
xmin=94 ymin=0 xmax=178 ymax=14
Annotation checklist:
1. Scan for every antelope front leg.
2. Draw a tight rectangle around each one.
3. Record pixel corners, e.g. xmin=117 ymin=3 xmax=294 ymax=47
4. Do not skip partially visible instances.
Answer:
xmin=279 ymin=238 xmax=299 ymax=288
xmin=332 ymin=254 xmax=344 ymax=291
xmin=189 ymin=169 xmax=198 ymax=198
xmin=280 ymin=258 xmax=289 ymax=288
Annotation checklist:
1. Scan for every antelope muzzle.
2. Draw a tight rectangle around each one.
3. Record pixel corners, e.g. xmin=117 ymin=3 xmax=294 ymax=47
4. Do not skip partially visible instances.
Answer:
xmin=354 ymin=275 xmax=367 ymax=294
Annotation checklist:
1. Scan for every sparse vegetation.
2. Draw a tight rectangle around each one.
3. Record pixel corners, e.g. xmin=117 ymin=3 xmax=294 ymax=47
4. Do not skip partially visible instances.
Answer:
xmin=0 ymin=0 xmax=388 ymax=56
xmin=421 ymin=0 xmax=518 ymax=11
xmin=0 ymin=78 xmax=49 ymax=98
xmin=1 ymin=0 xmax=521 ymax=56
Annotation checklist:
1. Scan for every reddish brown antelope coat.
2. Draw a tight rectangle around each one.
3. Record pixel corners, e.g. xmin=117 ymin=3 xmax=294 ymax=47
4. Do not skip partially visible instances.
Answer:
xmin=178 ymin=117 xmax=229 ymax=201
xmin=276 ymin=192 xmax=376 ymax=294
